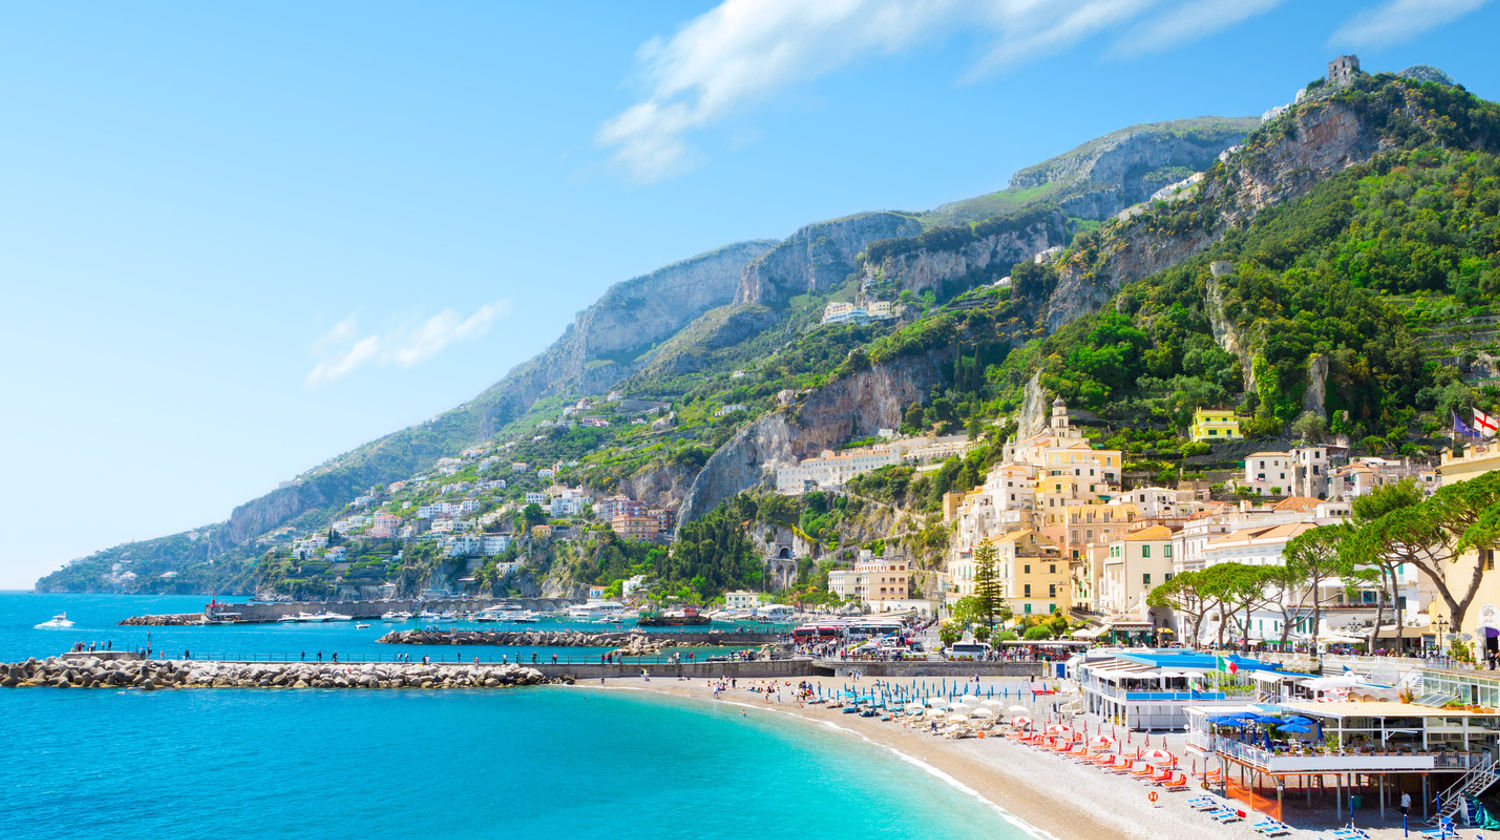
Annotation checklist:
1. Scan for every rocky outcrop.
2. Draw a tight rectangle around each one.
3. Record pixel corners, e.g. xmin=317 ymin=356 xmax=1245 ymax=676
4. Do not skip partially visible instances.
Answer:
xmin=868 ymin=212 xmax=1065 ymax=300
xmin=1205 ymin=261 xmax=1255 ymax=391
xmin=1016 ymin=373 xmax=1048 ymax=439
xmin=1 ymin=656 xmax=548 ymax=690
xmin=676 ymin=349 xmax=951 ymax=526
xmin=118 ymin=614 xmax=206 ymax=626
xmin=735 ymin=213 xmax=922 ymax=306
xmin=1304 ymin=353 xmax=1329 ymax=417
xmin=1044 ymin=88 xmax=1443 ymax=334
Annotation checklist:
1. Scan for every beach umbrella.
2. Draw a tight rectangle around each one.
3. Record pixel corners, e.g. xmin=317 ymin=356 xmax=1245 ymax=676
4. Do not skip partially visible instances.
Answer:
xmin=1141 ymin=747 xmax=1174 ymax=765
xmin=928 ymin=699 xmax=949 ymax=710
xmin=929 ymin=710 xmax=947 ymax=720
xmin=1009 ymin=705 xmax=1029 ymax=714
xmin=1046 ymin=723 xmax=1073 ymax=736
xmin=1280 ymin=724 xmax=1313 ymax=733
xmin=1091 ymin=734 xmax=1116 ymax=750
xmin=973 ymin=707 xmax=997 ymax=719
xmin=1253 ymin=715 xmax=1286 ymax=725
xmin=948 ymin=713 xmax=969 ymax=724
xmin=1282 ymin=715 xmax=1315 ymax=725
xmin=1011 ymin=715 xmax=1032 ymax=729
xmin=949 ymin=702 xmax=973 ymax=715
xmin=982 ymin=698 xmax=1004 ymax=708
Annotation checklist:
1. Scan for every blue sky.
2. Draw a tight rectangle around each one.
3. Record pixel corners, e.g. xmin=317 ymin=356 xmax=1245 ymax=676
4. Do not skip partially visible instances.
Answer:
xmin=3 ymin=0 xmax=1498 ymax=588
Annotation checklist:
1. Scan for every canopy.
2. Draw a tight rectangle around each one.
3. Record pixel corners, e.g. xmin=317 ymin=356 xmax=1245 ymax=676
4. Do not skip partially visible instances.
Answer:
xmin=972 ymin=707 xmax=997 ymax=719
xmin=1011 ymin=715 xmax=1033 ymax=728
xmin=1046 ymin=724 xmax=1074 ymax=735
xmin=1141 ymin=748 xmax=1174 ymax=764
xmin=1280 ymin=724 xmax=1314 ymax=733
xmin=1090 ymin=734 xmax=1116 ymax=749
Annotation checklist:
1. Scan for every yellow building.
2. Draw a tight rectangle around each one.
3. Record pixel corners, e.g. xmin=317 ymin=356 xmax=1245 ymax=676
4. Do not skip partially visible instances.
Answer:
xmin=989 ymin=530 xmax=1069 ymax=616
xmin=1190 ymin=408 xmax=1243 ymax=443
xmin=1436 ymin=444 xmax=1500 ymax=651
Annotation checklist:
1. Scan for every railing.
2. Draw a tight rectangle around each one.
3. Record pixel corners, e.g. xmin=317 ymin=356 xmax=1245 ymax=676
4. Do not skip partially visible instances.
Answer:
xmin=1082 ymin=680 xmax=1231 ymax=702
xmin=1196 ymin=732 xmax=1463 ymax=772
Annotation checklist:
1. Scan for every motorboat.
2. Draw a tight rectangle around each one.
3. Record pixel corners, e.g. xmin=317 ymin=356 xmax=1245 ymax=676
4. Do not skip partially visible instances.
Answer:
xmin=565 ymin=600 xmax=627 ymax=621
xmin=380 ymin=610 xmax=413 ymax=621
xmin=354 ymin=623 xmax=371 ymax=629
xmin=35 ymin=612 xmax=74 ymax=629
xmin=474 ymin=605 xmax=537 ymax=623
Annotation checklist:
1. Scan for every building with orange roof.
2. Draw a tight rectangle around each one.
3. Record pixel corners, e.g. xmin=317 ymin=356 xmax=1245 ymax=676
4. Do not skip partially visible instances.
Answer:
xmin=1099 ymin=524 xmax=1179 ymax=615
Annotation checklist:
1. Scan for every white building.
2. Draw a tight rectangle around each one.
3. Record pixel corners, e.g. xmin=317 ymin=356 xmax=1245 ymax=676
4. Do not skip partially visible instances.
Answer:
xmin=724 ymin=590 xmax=761 ymax=610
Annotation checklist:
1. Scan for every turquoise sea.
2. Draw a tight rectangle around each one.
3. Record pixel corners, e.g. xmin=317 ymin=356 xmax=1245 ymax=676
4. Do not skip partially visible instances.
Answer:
xmin=2 ymin=593 xmax=1035 ymax=839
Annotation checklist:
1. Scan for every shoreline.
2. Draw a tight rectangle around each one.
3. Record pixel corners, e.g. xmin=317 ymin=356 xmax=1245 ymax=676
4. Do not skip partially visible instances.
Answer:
xmin=579 ymin=676 xmax=1173 ymax=840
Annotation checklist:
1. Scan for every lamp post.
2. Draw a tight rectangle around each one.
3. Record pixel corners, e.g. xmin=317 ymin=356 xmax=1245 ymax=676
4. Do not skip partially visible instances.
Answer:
xmin=1434 ymin=617 xmax=1449 ymax=657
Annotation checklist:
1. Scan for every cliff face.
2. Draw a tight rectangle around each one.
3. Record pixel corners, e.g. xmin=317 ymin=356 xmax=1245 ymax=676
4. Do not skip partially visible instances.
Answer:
xmin=927 ymin=117 xmax=1258 ymax=226
xmin=870 ymin=212 xmax=1066 ymax=299
xmin=675 ymin=349 xmax=951 ymax=526
xmin=474 ymin=239 xmax=777 ymax=427
xmin=735 ymin=212 xmax=922 ymax=306
xmin=1045 ymin=98 xmax=1402 ymax=333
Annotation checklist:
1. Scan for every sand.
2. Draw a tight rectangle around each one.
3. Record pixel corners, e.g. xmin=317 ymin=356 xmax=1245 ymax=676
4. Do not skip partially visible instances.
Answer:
xmin=577 ymin=675 xmax=1429 ymax=840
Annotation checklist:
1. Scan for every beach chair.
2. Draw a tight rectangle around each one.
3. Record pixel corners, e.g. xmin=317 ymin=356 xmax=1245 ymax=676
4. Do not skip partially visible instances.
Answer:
xmin=1252 ymin=820 xmax=1291 ymax=837
xmin=1131 ymin=762 xmax=1159 ymax=779
xmin=1208 ymin=808 xmax=1244 ymax=824
xmin=1417 ymin=818 xmax=1455 ymax=840
xmin=1110 ymin=759 xmax=1136 ymax=774
xmin=1147 ymin=768 xmax=1175 ymax=784
xmin=1160 ymin=772 xmax=1190 ymax=791
xmin=1202 ymin=768 xmax=1222 ymax=782
xmin=1332 ymin=828 xmax=1371 ymax=840
xmin=1090 ymin=753 xmax=1118 ymax=768
xmin=1186 ymin=795 xmax=1220 ymax=811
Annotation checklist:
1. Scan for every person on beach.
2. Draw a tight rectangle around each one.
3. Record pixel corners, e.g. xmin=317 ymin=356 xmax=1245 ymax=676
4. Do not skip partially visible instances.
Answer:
xmin=1401 ymin=792 xmax=1411 ymax=817
xmin=300 ymin=651 xmax=306 ymax=661
xmin=317 ymin=651 xmax=322 ymax=662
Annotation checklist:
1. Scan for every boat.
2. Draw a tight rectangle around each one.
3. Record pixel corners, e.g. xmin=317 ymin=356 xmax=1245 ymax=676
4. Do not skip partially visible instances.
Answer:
xmin=637 ymin=607 xmax=711 ymax=627
xmin=474 ymin=605 xmax=538 ymax=623
xmin=277 ymin=614 xmax=301 ymax=623
xmin=355 ymin=623 xmax=371 ymax=629
xmin=565 ymin=600 xmax=627 ymax=621
xmin=35 ymin=612 xmax=74 ymax=629
xmin=380 ymin=610 xmax=413 ymax=621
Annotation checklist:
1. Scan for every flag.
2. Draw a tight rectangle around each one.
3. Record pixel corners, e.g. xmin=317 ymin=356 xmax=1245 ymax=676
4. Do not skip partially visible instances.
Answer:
xmin=1454 ymin=413 xmax=1483 ymax=439
xmin=1217 ymin=655 xmax=1238 ymax=675
xmin=1475 ymin=409 xmax=1499 ymax=437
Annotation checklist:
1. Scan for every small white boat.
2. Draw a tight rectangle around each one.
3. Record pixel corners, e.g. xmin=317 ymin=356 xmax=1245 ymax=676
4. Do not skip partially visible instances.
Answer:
xmin=277 ymin=614 xmax=301 ymax=623
xmin=355 ymin=623 xmax=371 ymax=629
xmin=380 ymin=610 xmax=413 ymax=622
xmin=35 ymin=612 xmax=74 ymax=629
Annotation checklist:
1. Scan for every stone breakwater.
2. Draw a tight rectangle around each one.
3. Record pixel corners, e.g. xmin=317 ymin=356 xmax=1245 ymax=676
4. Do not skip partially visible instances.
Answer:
xmin=377 ymin=629 xmax=720 ymax=649
xmin=118 ymin=614 xmax=208 ymax=626
xmin=0 ymin=656 xmax=550 ymax=690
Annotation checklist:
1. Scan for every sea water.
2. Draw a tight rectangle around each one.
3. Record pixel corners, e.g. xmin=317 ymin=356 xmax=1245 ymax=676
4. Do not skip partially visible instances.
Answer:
xmin=0 ymin=592 xmax=751 ymax=664
xmin=1 ymin=594 xmax=1039 ymax=839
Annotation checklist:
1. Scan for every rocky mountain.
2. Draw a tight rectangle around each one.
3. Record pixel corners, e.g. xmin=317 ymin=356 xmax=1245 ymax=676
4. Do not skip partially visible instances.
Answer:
xmin=733 ymin=212 xmax=923 ymax=306
xmin=924 ymin=117 xmax=1260 ymax=226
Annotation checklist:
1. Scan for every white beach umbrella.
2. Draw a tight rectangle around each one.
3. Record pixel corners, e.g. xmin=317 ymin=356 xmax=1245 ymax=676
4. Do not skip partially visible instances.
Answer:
xmin=972 ymin=707 xmax=997 ymax=719
xmin=1009 ymin=705 xmax=1029 ymax=714
xmin=981 ymin=698 xmax=1004 ymax=707
xmin=927 ymin=699 xmax=949 ymax=710
xmin=948 ymin=702 xmax=973 ymax=715
xmin=928 ymin=709 xmax=947 ymax=720
xmin=947 ymin=713 xmax=969 ymax=724
xmin=905 ymin=701 xmax=927 ymax=713
xmin=1011 ymin=715 xmax=1033 ymax=728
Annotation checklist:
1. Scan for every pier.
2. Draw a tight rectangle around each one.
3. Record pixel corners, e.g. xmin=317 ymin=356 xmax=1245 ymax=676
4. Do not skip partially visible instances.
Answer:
xmin=378 ymin=628 xmax=784 ymax=647
xmin=120 ymin=597 xmax=576 ymax=625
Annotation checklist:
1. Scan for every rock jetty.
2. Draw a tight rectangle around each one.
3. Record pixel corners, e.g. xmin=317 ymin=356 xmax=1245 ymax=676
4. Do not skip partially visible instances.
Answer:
xmin=377 ymin=628 xmax=715 ymax=648
xmin=118 ymin=614 xmax=208 ymax=626
xmin=0 ymin=656 xmax=550 ymax=690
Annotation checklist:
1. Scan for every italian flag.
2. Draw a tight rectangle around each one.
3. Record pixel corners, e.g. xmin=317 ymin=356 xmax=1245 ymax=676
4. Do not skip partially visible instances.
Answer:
xmin=1217 ymin=656 xmax=1238 ymax=675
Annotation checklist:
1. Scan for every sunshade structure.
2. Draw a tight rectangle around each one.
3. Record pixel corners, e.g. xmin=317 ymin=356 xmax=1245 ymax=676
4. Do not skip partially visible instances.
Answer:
xmin=972 ymin=707 xmax=997 ymax=719
xmin=1011 ymin=715 xmax=1032 ymax=728
xmin=1140 ymin=747 xmax=1174 ymax=765
xmin=1090 ymin=734 xmax=1117 ymax=750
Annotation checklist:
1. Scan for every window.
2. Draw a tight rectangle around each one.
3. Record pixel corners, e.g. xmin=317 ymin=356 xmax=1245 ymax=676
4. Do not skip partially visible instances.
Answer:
xmin=1141 ymin=545 xmax=1151 ymax=558
xmin=1024 ymin=564 xmax=1030 ymax=574
xmin=1049 ymin=564 xmax=1056 ymax=574
xmin=1024 ymin=603 xmax=1032 ymax=614
xmin=1486 ymin=550 xmax=1495 ymax=572
xmin=1142 ymin=573 xmax=1151 ymax=586
xmin=1049 ymin=603 xmax=1057 ymax=613
xmin=1048 ymin=584 xmax=1056 ymax=598
xmin=1164 ymin=573 xmax=1174 ymax=582
xmin=1024 ymin=584 xmax=1032 ymax=597
xmin=1164 ymin=545 xmax=1173 ymax=558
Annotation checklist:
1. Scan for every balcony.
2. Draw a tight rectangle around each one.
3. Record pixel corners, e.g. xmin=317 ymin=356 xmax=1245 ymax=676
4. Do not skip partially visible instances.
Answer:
xmin=1190 ymin=733 xmax=1478 ymax=773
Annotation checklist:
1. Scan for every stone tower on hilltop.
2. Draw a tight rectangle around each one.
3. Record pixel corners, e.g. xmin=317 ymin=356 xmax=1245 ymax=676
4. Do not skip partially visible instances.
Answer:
xmin=1328 ymin=55 xmax=1360 ymax=87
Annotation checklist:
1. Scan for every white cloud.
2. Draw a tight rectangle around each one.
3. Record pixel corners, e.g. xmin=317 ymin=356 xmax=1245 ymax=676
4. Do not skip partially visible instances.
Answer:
xmin=599 ymin=0 xmax=1249 ymax=183
xmin=302 ymin=299 xmax=512 ymax=389
xmin=1105 ymin=0 xmax=1283 ymax=59
xmin=1330 ymin=0 xmax=1490 ymax=48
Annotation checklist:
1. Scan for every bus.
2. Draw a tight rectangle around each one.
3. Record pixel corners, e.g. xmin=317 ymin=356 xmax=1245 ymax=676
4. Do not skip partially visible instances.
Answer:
xmin=946 ymin=642 xmax=992 ymax=660
xmin=845 ymin=620 xmax=905 ymax=641
xmin=792 ymin=623 xmax=846 ymax=643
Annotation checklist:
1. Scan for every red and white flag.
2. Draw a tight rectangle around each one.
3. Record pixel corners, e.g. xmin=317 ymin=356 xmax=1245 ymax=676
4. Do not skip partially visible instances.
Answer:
xmin=1476 ymin=409 xmax=1499 ymax=437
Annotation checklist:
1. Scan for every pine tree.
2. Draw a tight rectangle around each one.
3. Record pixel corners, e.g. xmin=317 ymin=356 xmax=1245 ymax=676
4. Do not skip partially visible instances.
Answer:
xmin=973 ymin=542 xmax=1002 ymax=628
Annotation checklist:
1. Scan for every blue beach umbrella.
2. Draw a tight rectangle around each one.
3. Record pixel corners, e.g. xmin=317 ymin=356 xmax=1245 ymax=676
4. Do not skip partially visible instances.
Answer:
xmin=1280 ymin=724 xmax=1313 ymax=733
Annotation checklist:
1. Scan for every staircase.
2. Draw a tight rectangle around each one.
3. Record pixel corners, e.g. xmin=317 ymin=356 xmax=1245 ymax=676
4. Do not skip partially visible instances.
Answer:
xmin=1434 ymin=756 xmax=1500 ymax=825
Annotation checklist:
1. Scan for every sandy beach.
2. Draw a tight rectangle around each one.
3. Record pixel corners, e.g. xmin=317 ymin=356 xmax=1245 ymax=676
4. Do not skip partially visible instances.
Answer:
xmin=580 ymin=675 xmax=1429 ymax=840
